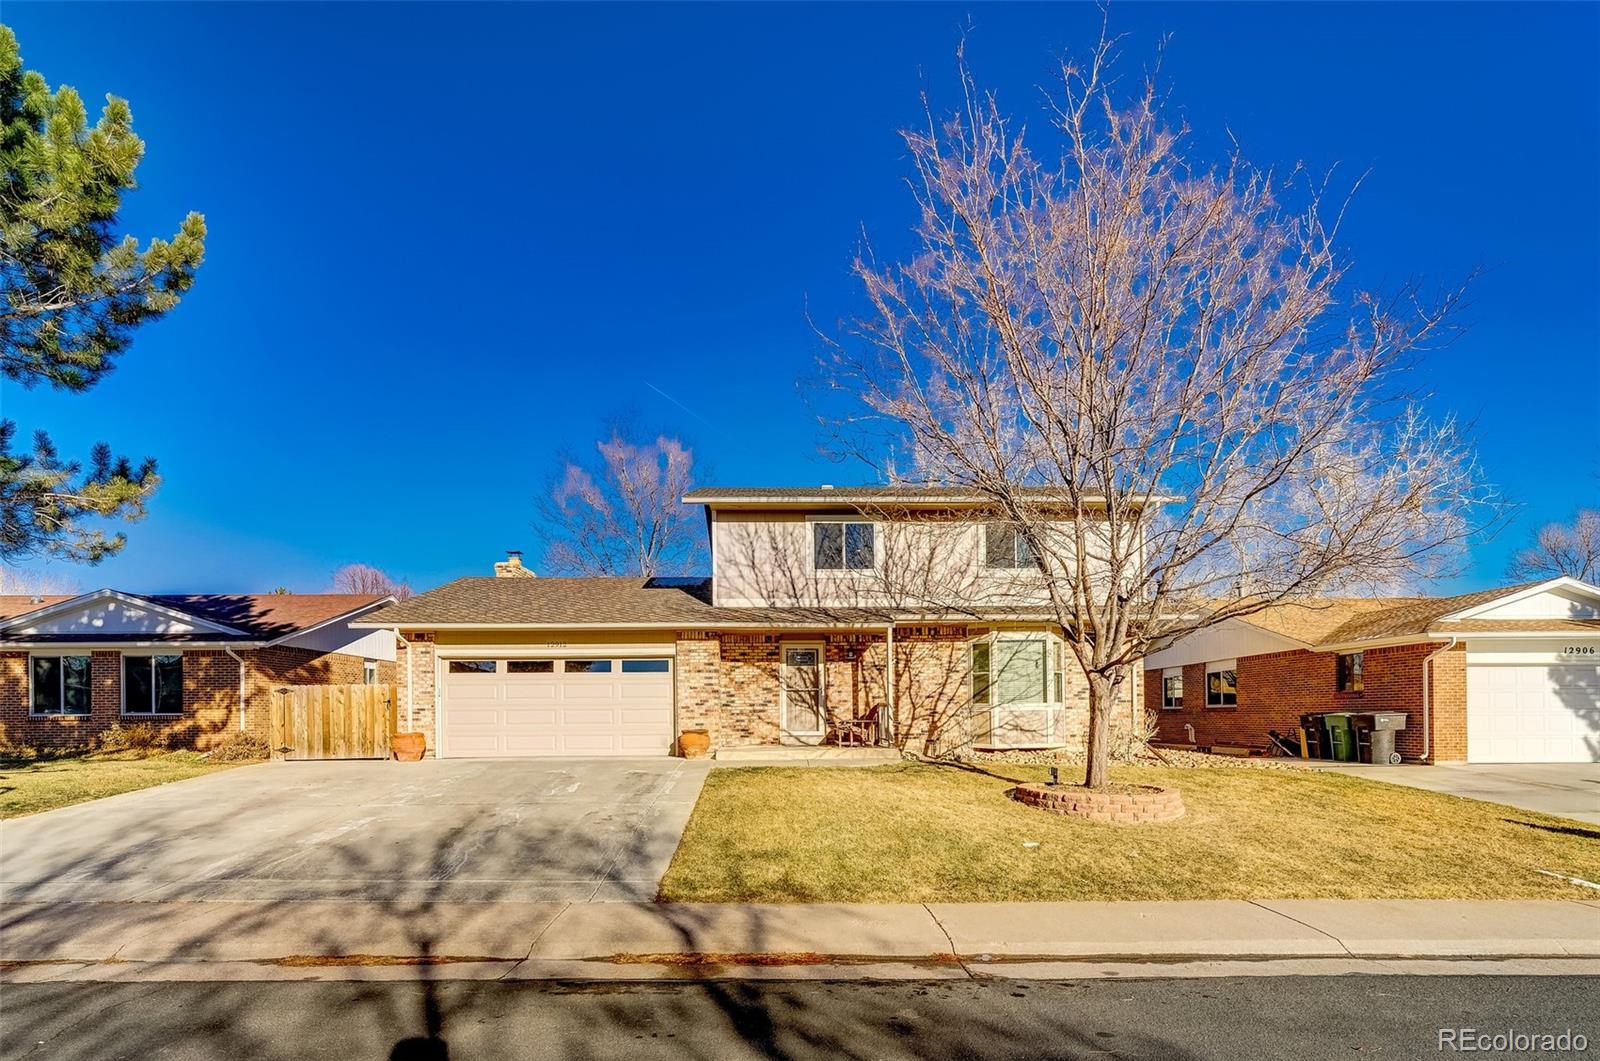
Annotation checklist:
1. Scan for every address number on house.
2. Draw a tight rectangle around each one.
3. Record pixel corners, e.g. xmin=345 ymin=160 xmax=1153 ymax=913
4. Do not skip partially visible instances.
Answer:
xmin=1559 ymin=645 xmax=1596 ymax=659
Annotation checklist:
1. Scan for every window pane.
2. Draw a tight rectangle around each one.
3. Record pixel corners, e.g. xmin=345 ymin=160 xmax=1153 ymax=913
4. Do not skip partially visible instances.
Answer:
xmin=448 ymin=660 xmax=497 ymax=673
xmin=844 ymin=523 xmax=874 ymax=569
xmin=363 ymin=662 xmax=378 ymax=685
xmin=563 ymin=659 xmax=612 ymax=673
xmin=63 ymin=655 xmax=91 ymax=715
xmin=1219 ymin=670 xmax=1237 ymax=695
xmin=1014 ymin=531 xmax=1034 ymax=567
xmin=155 ymin=655 xmax=183 ymax=714
xmin=994 ymin=640 xmax=1046 ymax=704
xmin=31 ymin=657 xmax=60 ymax=714
xmin=971 ymin=643 xmax=991 ymax=705
xmin=984 ymin=525 xmax=1014 ymax=568
xmin=620 ymin=659 xmax=670 ymax=673
xmin=813 ymin=522 xmax=843 ymax=570
xmin=124 ymin=656 xmax=153 ymax=713
xmin=507 ymin=660 xmax=554 ymax=674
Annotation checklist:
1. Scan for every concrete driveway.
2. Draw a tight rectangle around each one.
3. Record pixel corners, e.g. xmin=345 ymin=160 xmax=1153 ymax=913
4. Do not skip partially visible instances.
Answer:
xmin=1320 ymin=763 xmax=1600 ymax=826
xmin=0 ymin=758 xmax=710 ymax=903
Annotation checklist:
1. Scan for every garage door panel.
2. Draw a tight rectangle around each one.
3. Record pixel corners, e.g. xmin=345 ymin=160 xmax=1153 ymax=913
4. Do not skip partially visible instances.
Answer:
xmin=441 ymin=657 xmax=672 ymax=758
xmin=1467 ymin=663 xmax=1599 ymax=763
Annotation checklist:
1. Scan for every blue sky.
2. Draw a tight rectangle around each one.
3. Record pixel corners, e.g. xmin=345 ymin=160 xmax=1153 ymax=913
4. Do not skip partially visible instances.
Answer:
xmin=3 ymin=3 xmax=1596 ymax=595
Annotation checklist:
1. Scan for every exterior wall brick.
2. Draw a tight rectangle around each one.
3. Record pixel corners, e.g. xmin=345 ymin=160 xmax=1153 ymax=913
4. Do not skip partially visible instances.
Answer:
xmin=1147 ymin=640 xmax=1464 ymax=763
xmin=670 ymin=627 xmax=1140 ymax=758
xmin=1 ymin=645 xmax=395 ymax=753
xmin=394 ymin=633 xmax=437 ymax=755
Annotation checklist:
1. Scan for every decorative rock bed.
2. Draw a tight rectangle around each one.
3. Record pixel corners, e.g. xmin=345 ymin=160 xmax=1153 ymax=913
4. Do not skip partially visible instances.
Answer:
xmin=1010 ymin=782 xmax=1185 ymax=823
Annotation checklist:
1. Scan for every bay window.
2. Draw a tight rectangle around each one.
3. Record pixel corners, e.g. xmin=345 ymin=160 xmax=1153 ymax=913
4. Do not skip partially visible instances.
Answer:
xmin=970 ymin=632 xmax=1066 ymax=749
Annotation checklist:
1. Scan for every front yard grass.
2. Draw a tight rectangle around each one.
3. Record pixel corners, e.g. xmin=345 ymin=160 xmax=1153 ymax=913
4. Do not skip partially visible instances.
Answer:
xmin=0 ymin=750 xmax=241 ymax=819
xmin=659 ymin=762 xmax=1600 ymax=902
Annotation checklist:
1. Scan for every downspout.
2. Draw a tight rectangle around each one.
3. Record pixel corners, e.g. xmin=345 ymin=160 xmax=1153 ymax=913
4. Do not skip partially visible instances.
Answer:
xmin=222 ymin=646 xmax=248 ymax=732
xmin=1418 ymin=636 xmax=1458 ymax=763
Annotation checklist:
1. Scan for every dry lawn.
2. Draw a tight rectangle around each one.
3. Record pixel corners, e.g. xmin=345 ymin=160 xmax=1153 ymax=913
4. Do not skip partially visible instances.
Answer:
xmin=0 ymin=751 xmax=239 ymax=819
xmin=660 ymin=761 xmax=1600 ymax=902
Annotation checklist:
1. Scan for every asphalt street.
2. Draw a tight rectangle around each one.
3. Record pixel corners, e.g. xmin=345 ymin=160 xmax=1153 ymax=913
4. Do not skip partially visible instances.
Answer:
xmin=3 ymin=975 xmax=1596 ymax=1060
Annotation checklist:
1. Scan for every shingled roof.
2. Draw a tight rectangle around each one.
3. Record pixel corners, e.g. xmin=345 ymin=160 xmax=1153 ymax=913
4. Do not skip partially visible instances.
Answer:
xmin=358 ymin=577 xmax=727 ymax=627
xmin=353 ymin=576 xmax=1056 ymax=628
xmin=0 ymin=592 xmax=389 ymax=643
xmin=1231 ymin=581 xmax=1599 ymax=648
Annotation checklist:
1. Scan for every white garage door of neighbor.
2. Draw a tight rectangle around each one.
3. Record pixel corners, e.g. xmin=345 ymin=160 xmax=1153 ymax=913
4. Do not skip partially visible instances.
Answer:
xmin=1466 ymin=663 xmax=1600 ymax=763
xmin=440 ymin=656 xmax=674 ymax=758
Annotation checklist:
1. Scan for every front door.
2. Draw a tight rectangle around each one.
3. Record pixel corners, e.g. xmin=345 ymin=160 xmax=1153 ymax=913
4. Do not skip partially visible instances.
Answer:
xmin=780 ymin=645 xmax=824 ymax=744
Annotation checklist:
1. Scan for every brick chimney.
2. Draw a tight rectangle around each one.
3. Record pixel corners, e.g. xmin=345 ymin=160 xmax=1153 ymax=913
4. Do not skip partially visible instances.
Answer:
xmin=494 ymin=550 xmax=536 ymax=578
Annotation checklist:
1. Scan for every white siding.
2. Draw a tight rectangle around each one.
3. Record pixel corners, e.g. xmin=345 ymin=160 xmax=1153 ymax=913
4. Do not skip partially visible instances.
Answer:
xmin=279 ymin=621 xmax=397 ymax=661
xmin=1469 ymin=587 xmax=1600 ymax=620
xmin=1142 ymin=619 xmax=1304 ymax=671
xmin=10 ymin=597 xmax=217 ymax=637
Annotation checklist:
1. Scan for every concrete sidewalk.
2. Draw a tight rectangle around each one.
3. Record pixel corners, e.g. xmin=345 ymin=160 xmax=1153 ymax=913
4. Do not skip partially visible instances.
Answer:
xmin=2 ymin=898 xmax=1596 ymax=982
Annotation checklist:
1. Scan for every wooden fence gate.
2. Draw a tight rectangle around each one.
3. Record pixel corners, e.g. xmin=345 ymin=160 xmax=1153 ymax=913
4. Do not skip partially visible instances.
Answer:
xmin=270 ymin=684 xmax=395 ymax=760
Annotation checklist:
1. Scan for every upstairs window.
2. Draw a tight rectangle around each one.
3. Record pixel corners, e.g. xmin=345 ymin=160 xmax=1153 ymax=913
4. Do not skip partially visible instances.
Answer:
xmin=1162 ymin=668 xmax=1184 ymax=710
xmin=1205 ymin=661 xmax=1237 ymax=708
xmin=363 ymin=661 xmax=379 ymax=685
xmin=123 ymin=654 xmax=183 ymax=714
xmin=813 ymin=521 xmax=874 ymax=571
xmin=31 ymin=655 xmax=91 ymax=716
xmin=1337 ymin=652 xmax=1364 ymax=693
xmin=983 ymin=524 xmax=1035 ymax=569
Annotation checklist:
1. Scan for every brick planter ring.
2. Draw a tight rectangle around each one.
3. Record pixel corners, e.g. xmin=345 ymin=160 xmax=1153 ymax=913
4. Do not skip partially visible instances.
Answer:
xmin=1010 ymin=782 xmax=1185 ymax=824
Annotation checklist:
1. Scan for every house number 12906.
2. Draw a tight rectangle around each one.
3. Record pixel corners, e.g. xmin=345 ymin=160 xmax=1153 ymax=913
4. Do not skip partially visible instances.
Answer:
xmin=1561 ymin=646 xmax=1595 ymax=657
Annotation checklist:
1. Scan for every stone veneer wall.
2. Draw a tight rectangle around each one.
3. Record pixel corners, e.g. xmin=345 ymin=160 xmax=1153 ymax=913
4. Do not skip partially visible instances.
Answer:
xmin=673 ymin=628 xmax=1141 ymax=757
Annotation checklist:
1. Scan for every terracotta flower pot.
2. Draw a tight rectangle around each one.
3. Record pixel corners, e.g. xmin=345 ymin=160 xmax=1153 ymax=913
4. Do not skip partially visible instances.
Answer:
xmin=392 ymin=732 xmax=426 ymax=762
xmin=678 ymin=729 xmax=711 ymax=759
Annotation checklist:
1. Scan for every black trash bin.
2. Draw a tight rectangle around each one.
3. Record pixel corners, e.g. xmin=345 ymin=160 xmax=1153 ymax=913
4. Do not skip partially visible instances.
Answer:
xmin=1300 ymin=713 xmax=1327 ymax=759
xmin=1352 ymin=711 xmax=1408 ymax=765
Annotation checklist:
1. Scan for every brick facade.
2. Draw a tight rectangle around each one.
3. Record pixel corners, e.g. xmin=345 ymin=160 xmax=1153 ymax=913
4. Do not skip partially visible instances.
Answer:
xmin=1146 ymin=640 xmax=1466 ymax=763
xmin=391 ymin=625 xmax=1142 ymax=759
xmin=0 ymin=645 xmax=395 ymax=752
xmin=394 ymin=633 xmax=437 ymax=752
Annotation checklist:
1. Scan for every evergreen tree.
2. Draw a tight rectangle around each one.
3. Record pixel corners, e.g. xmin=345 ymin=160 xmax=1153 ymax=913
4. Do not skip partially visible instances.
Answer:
xmin=0 ymin=24 xmax=205 ymax=563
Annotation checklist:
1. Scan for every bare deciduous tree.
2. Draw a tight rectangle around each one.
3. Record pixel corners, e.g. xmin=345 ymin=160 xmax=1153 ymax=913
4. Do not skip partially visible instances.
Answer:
xmin=539 ymin=429 xmax=704 ymax=578
xmin=0 ymin=564 xmax=79 ymax=597
xmin=330 ymin=563 xmax=413 ymax=601
xmin=1507 ymin=509 xmax=1600 ymax=582
xmin=823 ymin=41 xmax=1496 ymax=789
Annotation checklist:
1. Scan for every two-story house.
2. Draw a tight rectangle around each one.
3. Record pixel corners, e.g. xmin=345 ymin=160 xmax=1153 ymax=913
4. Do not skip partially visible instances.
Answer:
xmin=355 ymin=486 xmax=1146 ymax=759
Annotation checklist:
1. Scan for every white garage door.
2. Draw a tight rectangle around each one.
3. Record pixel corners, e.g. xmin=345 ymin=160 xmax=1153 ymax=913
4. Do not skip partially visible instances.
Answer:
xmin=1466 ymin=664 xmax=1600 ymax=763
xmin=440 ymin=656 xmax=674 ymax=758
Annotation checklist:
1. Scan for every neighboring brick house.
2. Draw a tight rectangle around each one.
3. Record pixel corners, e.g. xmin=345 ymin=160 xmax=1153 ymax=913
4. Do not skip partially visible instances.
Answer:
xmin=1143 ymin=578 xmax=1600 ymax=764
xmin=0 ymin=590 xmax=397 ymax=751
xmin=355 ymin=486 xmax=1146 ymax=760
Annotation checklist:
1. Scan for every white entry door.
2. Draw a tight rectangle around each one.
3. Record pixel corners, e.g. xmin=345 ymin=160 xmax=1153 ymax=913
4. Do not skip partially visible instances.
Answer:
xmin=1466 ymin=663 xmax=1600 ymax=763
xmin=780 ymin=644 xmax=824 ymax=744
xmin=440 ymin=656 xmax=674 ymax=758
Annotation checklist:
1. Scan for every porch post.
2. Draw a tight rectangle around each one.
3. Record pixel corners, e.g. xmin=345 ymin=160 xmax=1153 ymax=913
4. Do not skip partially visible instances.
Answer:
xmin=884 ymin=623 xmax=896 ymax=746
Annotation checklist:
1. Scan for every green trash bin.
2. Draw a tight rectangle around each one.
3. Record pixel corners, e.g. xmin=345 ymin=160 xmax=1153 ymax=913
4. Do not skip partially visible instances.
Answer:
xmin=1323 ymin=712 xmax=1357 ymax=762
